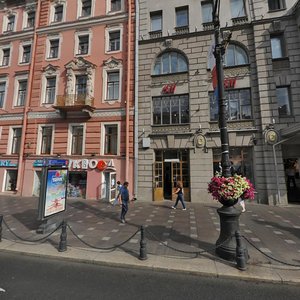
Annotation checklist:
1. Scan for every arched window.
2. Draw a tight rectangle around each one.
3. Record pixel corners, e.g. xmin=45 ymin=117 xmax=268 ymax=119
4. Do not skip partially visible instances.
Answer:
xmin=153 ymin=51 xmax=188 ymax=75
xmin=225 ymin=44 xmax=249 ymax=67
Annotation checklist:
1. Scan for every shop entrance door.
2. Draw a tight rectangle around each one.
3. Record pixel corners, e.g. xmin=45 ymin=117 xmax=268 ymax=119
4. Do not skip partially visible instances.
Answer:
xmin=153 ymin=150 xmax=190 ymax=201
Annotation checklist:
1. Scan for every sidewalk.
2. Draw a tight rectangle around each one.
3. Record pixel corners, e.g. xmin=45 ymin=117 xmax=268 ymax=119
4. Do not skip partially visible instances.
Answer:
xmin=0 ymin=196 xmax=300 ymax=285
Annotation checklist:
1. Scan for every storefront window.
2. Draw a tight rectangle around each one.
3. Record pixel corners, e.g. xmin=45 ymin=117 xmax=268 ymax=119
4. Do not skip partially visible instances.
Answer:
xmin=213 ymin=147 xmax=254 ymax=183
xmin=5 ymin=169 xmax=17 ymax=191
xmin=68 ymin=171 xmax=87 ymax=198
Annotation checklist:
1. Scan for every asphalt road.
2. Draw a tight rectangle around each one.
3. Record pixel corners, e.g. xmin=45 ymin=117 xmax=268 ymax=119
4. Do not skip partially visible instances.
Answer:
xmin=0 ymin=252 xmax=300 ymax=300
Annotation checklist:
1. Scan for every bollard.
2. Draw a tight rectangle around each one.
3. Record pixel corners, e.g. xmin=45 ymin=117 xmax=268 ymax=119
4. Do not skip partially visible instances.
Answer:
xmin=0 ymin=215 xmax=3 ymax=242
xmin=235 ymin=230 xmax=246 ymax=271
xmin=58 ymin=220 xmax=67 ymax=252
xmin=139 ymin=225 xmax=147 ymax=260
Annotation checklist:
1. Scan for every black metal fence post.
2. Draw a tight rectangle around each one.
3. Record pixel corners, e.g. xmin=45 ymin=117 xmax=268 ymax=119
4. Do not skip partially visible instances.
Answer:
xmin=0 ymin=215 xmax=3 ymax=242
xmin=235 ymin=230 xmax=246 ymax=271
xmin=58 ymin=220 xmax=67 ymax=252
xmin=139 ymin=225 xmax=147 ymax=260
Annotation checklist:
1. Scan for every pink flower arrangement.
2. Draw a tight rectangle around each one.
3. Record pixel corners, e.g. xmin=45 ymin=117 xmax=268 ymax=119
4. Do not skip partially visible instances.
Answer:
xmin=208 ymin=174 xmax=255 ymax=203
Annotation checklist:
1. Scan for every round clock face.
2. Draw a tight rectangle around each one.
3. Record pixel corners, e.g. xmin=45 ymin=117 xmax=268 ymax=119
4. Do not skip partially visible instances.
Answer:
xmin=266 ymin=129 xmax=278 ymax=144
xmin=196 ymin=134 xmax=205 ymax=147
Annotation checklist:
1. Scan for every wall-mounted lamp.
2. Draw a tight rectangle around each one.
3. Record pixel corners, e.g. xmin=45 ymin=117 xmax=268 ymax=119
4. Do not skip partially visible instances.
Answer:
xmin=91 ymin=153 xmax=96 ymax=157
xmin=250 ymin=134 xmax=257 ymax=146
xmin=56 ymin=153 xmax=61 ymax=158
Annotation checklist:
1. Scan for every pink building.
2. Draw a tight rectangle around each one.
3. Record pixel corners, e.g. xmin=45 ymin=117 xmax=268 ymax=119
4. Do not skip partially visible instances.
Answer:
xmin=0 ymin=0 xmax=135 ymax=201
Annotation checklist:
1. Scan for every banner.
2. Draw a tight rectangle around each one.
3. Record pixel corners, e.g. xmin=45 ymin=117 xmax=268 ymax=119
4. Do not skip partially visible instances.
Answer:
xmin=44 ymin=168 xmax=68 ymax=218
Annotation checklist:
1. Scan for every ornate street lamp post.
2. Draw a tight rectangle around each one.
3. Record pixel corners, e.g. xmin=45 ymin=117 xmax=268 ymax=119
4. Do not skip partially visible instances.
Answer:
xmin=212 ymin=0 xmax=248 ymax=262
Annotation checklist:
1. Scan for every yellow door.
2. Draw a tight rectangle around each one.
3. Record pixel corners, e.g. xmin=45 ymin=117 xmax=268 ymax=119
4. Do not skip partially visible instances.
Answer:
xmin=153 ymin=162 xmax=164 ymax=201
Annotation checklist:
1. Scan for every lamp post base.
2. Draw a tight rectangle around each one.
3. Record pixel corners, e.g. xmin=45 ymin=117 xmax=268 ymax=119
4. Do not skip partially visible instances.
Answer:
xmin=216 ymin=205 xmax=248 ymax=261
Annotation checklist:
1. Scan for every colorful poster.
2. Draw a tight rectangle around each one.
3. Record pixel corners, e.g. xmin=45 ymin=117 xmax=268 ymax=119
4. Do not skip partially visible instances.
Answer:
xmin=44 ymin=169 xmax=68 ymax=217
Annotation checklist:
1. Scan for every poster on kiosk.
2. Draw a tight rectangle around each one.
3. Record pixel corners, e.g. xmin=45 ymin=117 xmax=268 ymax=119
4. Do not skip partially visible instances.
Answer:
xmin=38 ymin=159 xmax=68 ymax=221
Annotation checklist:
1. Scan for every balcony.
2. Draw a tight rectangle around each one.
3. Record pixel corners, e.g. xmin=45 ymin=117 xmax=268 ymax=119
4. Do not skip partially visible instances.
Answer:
xmin=174 ymin=26 xmax=189 ymax=35
xmin=53 ymin=94 xmax=95 ymax=118
xmin=232 ymin=16 xmax=248 ymax=25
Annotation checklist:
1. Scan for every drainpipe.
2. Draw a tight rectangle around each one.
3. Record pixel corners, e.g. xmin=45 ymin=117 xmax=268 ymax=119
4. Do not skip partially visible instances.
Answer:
xmin=16 ymin=0 xmax=41 ymax=194
xmin=133 ymin=0 xmax=139 ymax=196
xmin=125 ymin=0 xmax=132 ymax=181
xmin=272 ymin=137 xmax=293 ymax=205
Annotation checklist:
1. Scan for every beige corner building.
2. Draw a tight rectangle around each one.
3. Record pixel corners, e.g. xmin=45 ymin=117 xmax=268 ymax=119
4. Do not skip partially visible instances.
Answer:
xmin=136 ymin=0 xmax=300 ymax=205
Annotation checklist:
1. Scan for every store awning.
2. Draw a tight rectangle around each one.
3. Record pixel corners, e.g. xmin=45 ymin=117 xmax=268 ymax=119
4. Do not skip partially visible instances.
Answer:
xmin=280 ymin=123 xmax=300 ymax=138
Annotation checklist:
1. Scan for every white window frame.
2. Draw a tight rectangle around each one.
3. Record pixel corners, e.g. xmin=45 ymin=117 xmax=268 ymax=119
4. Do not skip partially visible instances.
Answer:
xmin=67 ymin=123 xmax=86 ymax=155
xmin=102 ymin=59 xmax=122 ymax=103
xmin=49 ymin=0 xmax=66 ymax=24
xmin=22 ymin=9 xmax=36 ymax=29
xmin=74 ymin=30 xmax=92 ymax=56
xmin=77 ymin=0 xmax=95 ymax=18
xmin=36 ymin=124 xmax=55 ymax=155
xmin=105 ymin=25 xmax=123 ymax=53
xmin=13 ymin=74 xmax=28 ymax=107
xmin=106 ymin=0 xmax=124 ymax=15
xmin=41 ymin=73 xmax=58 ymax=106
xmin=101 ymin=122 xmax=120 ymax=156
xmin=0 ymin=45 xmax=12 ymax=67
xmin=7 ymin=126 xmax=22 ymax=155
xmin=2 ymin=13 xmax=17 ymax=33
xmin=46 ymin=35 xmax=61 ymax=60
xmin=19 ymin=41 xmax=32 ymax=65
xmin=0 ymin=77 xmax=8 ymax=109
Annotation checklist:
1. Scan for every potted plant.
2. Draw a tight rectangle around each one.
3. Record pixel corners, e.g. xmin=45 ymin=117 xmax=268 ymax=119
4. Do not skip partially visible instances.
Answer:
xmin=208 ymin=173 xmax=255 ymax=206
xmin=208 ymin=173 xmax=255 ymax=261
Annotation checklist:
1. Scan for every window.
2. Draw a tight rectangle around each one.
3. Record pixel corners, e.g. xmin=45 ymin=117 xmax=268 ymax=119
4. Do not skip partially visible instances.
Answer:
xmin=0 ymin=81 xmax=6 ymax=108
xmin=276 ymin=87 xmax=291 ymax=116
xmin=48 ymin=39 xmax=59 ymax=59
xmin=150 ymin=11 xmax=162 ymax=32
xmin=40 ymin=126 xmax=53 ymax=155
xmin=176 ymin=6 xmax=188 ymax=28
xmin=77 ymin=35 xmax=89 ymax=55
xmin=11 ymin=128 xmax=22 ymax=154
xmin=26 ymin=11 xmax=35 ymax=28
xmin=6 ymin=15 xmax=15 ymax=32
xmin=44 ymin=77 xmax=56 ymax=104
xmin=21 ymin=45 xmax=31 ymax=63
xmin=107 ymin=31 xmax=120 ymax=52
xmin=53 ymin=5 xmax=63 ymax=22
xmin=104 ymin=124 xmax=118 ymax=155
xmin=81 ymin=0 xmax=92 ymax=17
xmin=75 ymin=75 xmax=87 ymax=97
xmin=110 ymin=0 xmax=121 ymax=12
xmin=271 ymin=35 xmax=285 ymax=59
xmin=106 ymin=72 xmax=119 ymax=100
xmin=71 ymin=125 xmax=84 ymax=155
xmin=16 ymin=80 xmax=27 ymax=106
xmin=224 ymin=44 xmax=249 ymax=66
xmin=268 ymin=0 xmax=286 ymax=11
xmin=201 ymin=1 xmax=213 ymax=23
xmin=1 ymin=48 xmax=10 ymax=66
xmin=210 ymin=89 xmax=252 ymax=121
xmin=230 ymin=0 xmax=246 ymax=18
xmin=153 ymin=51 xmax=188 ymax=75
xmin=153 ymin=95 xmax=189 ymax=125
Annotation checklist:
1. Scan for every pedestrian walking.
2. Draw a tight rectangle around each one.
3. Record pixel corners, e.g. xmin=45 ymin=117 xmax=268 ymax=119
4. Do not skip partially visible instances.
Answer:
xmin=112 ymin=181 xmax=122 ymax=206
xmin=239 ymin=198 xmax=246 ymax=212
xmin=119 ymin=181 xmax=130 ymax=223
xmin=171 ymin=181 xmax=186 ymax=210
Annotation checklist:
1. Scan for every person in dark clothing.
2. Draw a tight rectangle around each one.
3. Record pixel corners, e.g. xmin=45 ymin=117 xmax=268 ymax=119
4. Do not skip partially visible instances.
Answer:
xmin=119 ymin=181 xmax=130 ymax=223
xmin=171 ymin=181 xmax=186 ymax=210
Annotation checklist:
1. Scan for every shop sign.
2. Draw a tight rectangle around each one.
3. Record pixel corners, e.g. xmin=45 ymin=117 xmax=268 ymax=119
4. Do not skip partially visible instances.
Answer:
xmin=33 ymin=159 xmax=68 ymax=167
xmin=69 ymin=159 xmax=108 ymax=171
xmin=0 ymin=160 xmax=18 ymax=167
xmin=224 ymin=77 xmax=236 ymax=89
xmin=161 ymin=83 xmax=176 ymax=94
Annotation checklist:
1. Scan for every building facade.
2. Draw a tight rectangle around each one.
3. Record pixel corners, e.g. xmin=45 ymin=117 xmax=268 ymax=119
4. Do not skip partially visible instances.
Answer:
xmin=0 ymin=0 xmax=135 ymax=201
xmin=137 ymin=0 xmax=300 ymax=205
